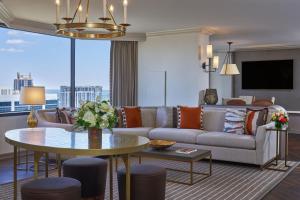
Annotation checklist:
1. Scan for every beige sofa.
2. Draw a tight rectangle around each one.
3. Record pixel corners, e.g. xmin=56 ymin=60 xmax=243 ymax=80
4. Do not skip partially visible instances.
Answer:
xmin=35 ymin=109 xmax=74 ymax=132
xmin=113 ymin=106 xmax=285 ymax=167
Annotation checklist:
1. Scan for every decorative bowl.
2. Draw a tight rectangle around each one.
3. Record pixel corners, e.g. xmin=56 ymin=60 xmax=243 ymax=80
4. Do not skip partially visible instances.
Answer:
xmin=149 ymin=140 xmax=176 ymax=150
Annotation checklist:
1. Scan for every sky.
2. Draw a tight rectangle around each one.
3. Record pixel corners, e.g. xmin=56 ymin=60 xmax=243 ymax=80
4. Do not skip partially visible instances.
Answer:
xmin=0 ymin=27 xmax=110 ymax=90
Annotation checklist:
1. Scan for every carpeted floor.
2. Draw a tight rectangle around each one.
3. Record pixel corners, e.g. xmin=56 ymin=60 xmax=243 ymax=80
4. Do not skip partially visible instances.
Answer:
xmin=0 ymin=158 xmax=298 ymax=200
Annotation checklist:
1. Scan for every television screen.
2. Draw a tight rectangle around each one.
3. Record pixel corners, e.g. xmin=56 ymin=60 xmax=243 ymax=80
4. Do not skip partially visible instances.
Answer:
xmin=242 ymin=60 xmax=293 ymax=89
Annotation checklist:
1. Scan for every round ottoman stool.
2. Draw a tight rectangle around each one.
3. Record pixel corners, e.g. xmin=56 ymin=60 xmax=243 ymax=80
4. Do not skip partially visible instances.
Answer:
xmin=21 ymin=177 xmax=81 ymax=200
xmin=117 ymin=164 xmax=166 ymax=200
xmin=63 ymin=157 xmax=107 ymax=199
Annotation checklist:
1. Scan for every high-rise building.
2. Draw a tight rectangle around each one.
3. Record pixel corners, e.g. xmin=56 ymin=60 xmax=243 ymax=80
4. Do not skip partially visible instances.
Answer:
xmin=13 ymin=72 xmax=33 ymax=91
xmin=59 ymin=86 xmax=102 ymax=108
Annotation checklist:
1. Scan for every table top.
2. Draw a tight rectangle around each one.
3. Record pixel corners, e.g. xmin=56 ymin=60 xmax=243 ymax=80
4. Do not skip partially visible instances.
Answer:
xmin=135 ymin=146 xmax=211 ymax=161
xmin=5 ymin=128 xmax=149 ymax=156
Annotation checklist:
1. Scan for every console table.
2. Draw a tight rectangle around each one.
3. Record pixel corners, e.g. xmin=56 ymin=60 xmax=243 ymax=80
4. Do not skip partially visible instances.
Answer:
xmin=265 ymin=128 xmax=291 ymax=171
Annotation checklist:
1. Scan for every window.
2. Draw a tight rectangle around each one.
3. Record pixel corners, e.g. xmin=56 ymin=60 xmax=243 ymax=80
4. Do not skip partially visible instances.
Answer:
xmin=73 ymin=40 xmax=110 ymax=108
xmin=0 ymin=27 xmax=70 ymax=113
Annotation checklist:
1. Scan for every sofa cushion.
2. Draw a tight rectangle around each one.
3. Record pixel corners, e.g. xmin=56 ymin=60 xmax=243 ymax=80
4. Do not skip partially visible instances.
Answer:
xmin=177 ymin=106 xmax=203 ymax=129
xmin=42 ymin=111 xmax=59 ymax=123
xmin=156 ymin=107 xmax=174 ymax=128
xmin=112 ymin=127 xmax=152 ymax=137
xmin=121 ymin=107 xmax=142 ymax=128
xmin=245 ymin=108 xmax=268 ymax=136
xmin=202 ymin=110 xmax=226 ymax=132
xmin=223 ymin=109 xmax=246 ymax=134
xmin=56 ymin=108 xmax=76 ymax=124
xmin=196 ymin=132 xmax=255 ymax=150
xmin=149 ymin=128 xmax=206 ymax=144
xmin=141 ymin=108 xmax=157 ymax=127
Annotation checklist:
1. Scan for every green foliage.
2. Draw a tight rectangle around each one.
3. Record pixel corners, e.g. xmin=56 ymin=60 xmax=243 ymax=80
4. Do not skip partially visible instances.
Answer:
xmin=74 ymin=100 xmax=117 ymax=130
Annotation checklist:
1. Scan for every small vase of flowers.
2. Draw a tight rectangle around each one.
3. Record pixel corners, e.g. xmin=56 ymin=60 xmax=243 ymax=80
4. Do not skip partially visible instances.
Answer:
xmin=74 ymin=100 xmax=117 ymax=137
xmin=271 ymin=111 xmax=289 ymax=130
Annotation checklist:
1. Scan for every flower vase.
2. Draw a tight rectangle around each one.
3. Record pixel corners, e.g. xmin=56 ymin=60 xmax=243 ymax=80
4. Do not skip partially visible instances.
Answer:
xmin=275 ymin=121 xmax=283 ymax=130
xmin=88 ymin=128 xmax=102 ymax=149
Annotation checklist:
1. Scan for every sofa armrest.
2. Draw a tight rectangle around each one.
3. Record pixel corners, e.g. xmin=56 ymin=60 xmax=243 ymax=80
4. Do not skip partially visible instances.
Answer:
xmin=38 ymin=120 xmax=74 ymax=132
xmin=255 ymin=122 xmax=277 ymax=165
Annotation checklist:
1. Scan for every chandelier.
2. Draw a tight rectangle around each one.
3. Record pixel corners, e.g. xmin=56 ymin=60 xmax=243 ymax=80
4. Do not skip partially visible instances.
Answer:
xmin=220 ymin=42 xmax=240 ymax=75
xmin=54 ymin=0 xmax=130 ymax=39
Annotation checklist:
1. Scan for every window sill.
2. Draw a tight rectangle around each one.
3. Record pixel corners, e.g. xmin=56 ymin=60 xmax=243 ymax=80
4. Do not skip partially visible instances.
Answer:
xmin=0 ymin=112 xmax=30 ymax=117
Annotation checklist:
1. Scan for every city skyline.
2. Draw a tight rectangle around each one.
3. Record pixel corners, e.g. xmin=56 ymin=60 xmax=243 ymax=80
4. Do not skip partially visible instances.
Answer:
xmin=0 ymin=27 xmax=110 ymax=90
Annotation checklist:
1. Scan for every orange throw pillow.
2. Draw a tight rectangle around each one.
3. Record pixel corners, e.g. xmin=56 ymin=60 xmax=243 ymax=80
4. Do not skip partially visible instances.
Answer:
xmin=121 ymin=107 xmax=142 ymax=128
xmin=177 ymin=106 xmax=203 ymax=129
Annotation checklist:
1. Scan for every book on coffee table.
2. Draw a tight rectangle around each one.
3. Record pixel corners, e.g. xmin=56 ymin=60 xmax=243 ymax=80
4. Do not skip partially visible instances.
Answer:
xmin=175 ymin=148 xmax=198 ymax=154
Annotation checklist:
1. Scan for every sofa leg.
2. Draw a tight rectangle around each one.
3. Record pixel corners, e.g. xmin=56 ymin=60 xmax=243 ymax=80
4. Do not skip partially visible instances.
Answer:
xmin=260 ymin=165 xmax=264 ymax=171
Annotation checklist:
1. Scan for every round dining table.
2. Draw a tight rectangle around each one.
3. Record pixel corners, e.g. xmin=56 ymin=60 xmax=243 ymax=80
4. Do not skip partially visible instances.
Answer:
xmin=5 ymin=127 xmax=149 ymax=200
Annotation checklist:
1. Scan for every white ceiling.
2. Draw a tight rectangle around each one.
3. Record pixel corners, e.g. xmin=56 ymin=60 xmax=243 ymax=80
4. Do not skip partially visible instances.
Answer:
xmin=2 ymin=0 xmax=300 ymax=49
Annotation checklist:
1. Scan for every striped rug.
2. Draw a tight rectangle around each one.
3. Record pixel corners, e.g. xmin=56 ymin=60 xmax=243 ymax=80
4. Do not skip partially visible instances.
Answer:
xmin=0 ymin=158 xmax=298 ymax=200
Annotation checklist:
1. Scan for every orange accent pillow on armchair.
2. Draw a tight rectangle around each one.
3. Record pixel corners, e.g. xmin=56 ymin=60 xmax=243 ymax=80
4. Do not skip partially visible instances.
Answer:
xmin=121 ymin=107 xmax=142 ymax=128
xmin=177 ymin=106 xmax=203 ymax=129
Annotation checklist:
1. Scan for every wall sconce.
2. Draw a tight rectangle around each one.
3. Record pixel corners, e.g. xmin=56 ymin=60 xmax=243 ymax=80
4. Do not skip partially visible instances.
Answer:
xmin=202 ymin=44 xmax=219 ymax=72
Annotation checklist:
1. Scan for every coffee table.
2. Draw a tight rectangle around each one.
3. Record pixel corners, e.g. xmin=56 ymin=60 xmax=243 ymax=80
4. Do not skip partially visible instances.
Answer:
xmin=134 ymin=147 xmax=212 ymax=185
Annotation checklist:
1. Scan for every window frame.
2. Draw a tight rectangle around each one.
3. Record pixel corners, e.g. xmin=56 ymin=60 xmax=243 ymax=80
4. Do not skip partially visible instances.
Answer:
xmin=0 ymin=27 xmax=108 ymax=117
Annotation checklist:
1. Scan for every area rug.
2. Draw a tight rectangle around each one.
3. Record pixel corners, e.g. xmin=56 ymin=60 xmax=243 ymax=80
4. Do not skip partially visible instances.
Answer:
xmin=0 ymin=158 xmax=298 ymax=200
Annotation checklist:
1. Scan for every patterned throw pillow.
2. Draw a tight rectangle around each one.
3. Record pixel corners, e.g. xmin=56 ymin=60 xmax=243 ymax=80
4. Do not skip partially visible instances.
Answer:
xmin=56 ymin=108 xmax=76 ymax=124
xmin=224 ymin=109 xmax=246 ymax=134
xmin=177 ymin=106 xmax=204 ymax=129
xmin=121 ymin=107 xmax=142 ymax=128
xmin=245 ymin=108 xmax=268 ymax=135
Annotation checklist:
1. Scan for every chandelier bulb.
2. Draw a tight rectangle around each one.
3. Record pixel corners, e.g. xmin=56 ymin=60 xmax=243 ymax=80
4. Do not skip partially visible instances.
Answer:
xmin=109 ymin=5 xmax=114 ymax=13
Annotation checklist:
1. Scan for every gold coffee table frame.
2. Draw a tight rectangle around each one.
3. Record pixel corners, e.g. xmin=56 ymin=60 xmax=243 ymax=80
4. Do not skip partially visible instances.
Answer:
xmin=5 ymin=128 xmax=149 ymax=200
xmin=132 ymin=147 xmax=212 ymax=185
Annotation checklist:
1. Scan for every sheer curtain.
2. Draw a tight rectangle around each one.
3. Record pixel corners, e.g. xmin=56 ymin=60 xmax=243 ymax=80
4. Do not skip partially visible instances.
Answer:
xmin=110 ymin=41 xmax=138 ymax=106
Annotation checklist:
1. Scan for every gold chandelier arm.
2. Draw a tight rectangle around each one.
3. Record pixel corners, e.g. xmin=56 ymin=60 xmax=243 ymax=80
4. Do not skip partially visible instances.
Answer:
xmin=85 ymin=0 xmax=90 ymax=23
xmin=106 ymin=1 xmax=117 ymax=25
xmin=71 ymin=0 xmax=83 ymax=23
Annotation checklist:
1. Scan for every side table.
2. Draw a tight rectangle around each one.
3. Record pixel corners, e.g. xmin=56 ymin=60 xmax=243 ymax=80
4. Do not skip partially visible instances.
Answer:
xmin=265 ymin=128 xmax=291 ymax=171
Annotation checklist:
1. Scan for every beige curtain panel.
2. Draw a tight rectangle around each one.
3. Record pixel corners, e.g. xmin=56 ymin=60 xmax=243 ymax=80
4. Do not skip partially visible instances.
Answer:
xmin=110 ymin=41 xmax=138 ymax=106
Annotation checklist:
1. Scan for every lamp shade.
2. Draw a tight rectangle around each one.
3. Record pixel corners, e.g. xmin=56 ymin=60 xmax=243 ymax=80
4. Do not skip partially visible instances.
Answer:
xmin=220 ymin=64 xmax=240 ymax=75
xmin=206 ymin=45 xmax=213 ymax=58
xmin=20 ymin=86 xmax=46 ymax=105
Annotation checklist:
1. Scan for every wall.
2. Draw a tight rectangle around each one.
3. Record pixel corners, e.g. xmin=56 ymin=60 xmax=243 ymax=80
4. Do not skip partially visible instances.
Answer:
xmin=138 ymin=32 xmax=209 ymax=106
xmin=0 ymin=115 xmax=27 ymax=155
xmin=233 ymin=49 xmax=300 ymax=111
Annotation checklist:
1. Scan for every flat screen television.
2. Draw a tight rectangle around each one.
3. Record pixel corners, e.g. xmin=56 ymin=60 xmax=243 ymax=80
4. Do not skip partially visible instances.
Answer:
xmin=242 ymin=60 xmax=293 ymax=89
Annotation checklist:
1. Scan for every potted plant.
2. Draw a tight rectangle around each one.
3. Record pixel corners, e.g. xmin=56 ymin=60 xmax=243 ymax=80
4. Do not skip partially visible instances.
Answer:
xmin=271 ymin=111 xmax=289 ymax=130
xmin=74 ymin=100 xmax=117 ymax=137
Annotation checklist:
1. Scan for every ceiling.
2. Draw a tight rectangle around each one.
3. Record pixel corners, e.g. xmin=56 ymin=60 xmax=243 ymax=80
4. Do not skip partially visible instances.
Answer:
xmin=2 ymin=0 xmax=300 ymax=49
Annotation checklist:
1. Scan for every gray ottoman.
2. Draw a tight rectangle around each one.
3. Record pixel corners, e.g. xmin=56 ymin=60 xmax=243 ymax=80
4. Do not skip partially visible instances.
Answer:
xmin=117 ymin=164 xmax=167 ymax=200
xmin=63 ymin=157 xmax=107 ymax=199
xmin=21 ymin=177 xmax=81 ymax=200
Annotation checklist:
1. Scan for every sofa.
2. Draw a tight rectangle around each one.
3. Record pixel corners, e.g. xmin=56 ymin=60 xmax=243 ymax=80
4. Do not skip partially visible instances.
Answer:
xmin=113 ymin=105 xmax=286 ymax=167
xmin=35 ymin=109 xmax=74 ymax=132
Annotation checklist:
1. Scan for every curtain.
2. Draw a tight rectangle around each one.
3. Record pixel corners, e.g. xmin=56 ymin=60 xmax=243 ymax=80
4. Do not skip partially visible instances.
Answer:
xmin=110 ymin=41 xmax=138 ymax=106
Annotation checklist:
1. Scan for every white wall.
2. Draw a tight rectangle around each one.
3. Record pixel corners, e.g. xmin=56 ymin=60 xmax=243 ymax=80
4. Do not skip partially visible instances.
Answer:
xmin=0 ymin=115 xmax=27 ymax=155
xmin=138 ymin=32 xmax=209 ymax=106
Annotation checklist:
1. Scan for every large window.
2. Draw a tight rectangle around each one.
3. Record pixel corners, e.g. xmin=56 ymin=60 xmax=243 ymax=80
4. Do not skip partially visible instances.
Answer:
xmin=0 ymin=27 xmax=111 ymax=113
xmin=73 ymin=40 xmax=110 ymax=108
xmin=0 ymin=28 xmax=70 ymax=113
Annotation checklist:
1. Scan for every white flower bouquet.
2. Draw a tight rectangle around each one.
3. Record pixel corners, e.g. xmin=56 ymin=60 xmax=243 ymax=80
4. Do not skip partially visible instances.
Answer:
xmin=74 ymin=100 xmax=117 ymax=130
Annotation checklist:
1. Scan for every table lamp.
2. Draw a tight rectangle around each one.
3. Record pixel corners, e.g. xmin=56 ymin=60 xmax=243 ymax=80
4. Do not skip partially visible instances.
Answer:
xmin=20 ymin=86 xmax=46 ymax=128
